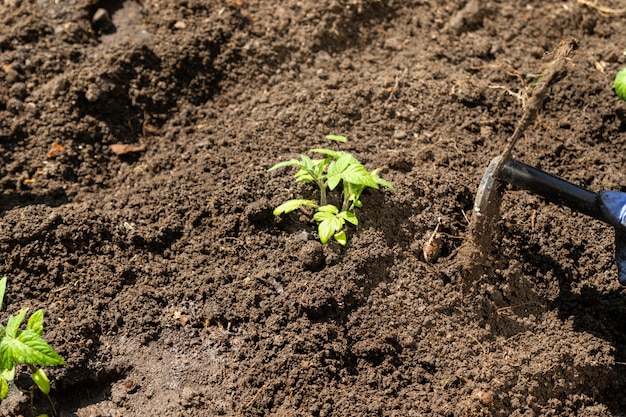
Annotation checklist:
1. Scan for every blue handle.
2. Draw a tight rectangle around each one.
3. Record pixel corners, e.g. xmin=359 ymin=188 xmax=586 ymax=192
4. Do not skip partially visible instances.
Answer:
xmin=496 ymin=159 xmax=626 ymax=285
xmin=599 ymin=191 xmax=626 ymax=229
xmin=599 ymin=191 xmax=626 ymax=285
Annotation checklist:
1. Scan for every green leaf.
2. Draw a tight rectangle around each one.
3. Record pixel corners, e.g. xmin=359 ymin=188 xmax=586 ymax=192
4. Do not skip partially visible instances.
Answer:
xmin=326 ymin=162 xmax=343 ymax=191
xmin=342 ymin=164 xmax=379 ymax=188
xmin=294 ymin=169 xmax=315 ymax=183
xmin=299 ymin=155 xmax=317 ymax=172
xmin=326 ymin=174 xmax=342 ymax=191
xmin=327 ymin=153 xmax=359 ymax=190
xmin=301 ymin=156 xmax=331 ymax=180
xmin=1 ymin=367 xmax=15 ymax=382
xmin=326 ymin=134 xmax=347 ymax=143
xmin=6 ymin=308 xmax=28 ymax=339
xmin=31 ymin=368 xmax=50 ymax=394
xmin=0 ymin=329 xmax=65 ymax=367
xmin=311 ymin=148 xmax=342 ymax=159
xmin=333 ymin=230 xmax=347 ymax=246
xmin=614 ymin=68 xmax=626 ymax=101
xmin=0 ymin=277 xmax=6 ymax=311
xmin=273 ymin=199 xmax=317 ymax=215
xmin=316 ymin=205 xmax=340 ymax=214
xmin=313 ymin=211 xmax=333 ymax=223
xmin=339 ymin=211 xmax=358 ymax=226
xmin=267 ymin=158 xmax=303 ymax=172
xmin=28 ymin=309 xmax=45 ymax=336
xmin=316 ymin=159 xmax=334 ymax=178
xmin=333 ymin=152 xmax=359 ymax=171
xmin=0 ymin=343 xmax=16 ymax=372
xmin=371 ymin=169 xmax=394 ymax=191
xmin=0 ymin=376 xmax=7 ymax=400
xmin=327 ymin=153 xmax=349 ymax=172
xmin=317 ymin=216 xmax=343 ymax=244
xmin=374 ymin=176 xmax=394 ymax=191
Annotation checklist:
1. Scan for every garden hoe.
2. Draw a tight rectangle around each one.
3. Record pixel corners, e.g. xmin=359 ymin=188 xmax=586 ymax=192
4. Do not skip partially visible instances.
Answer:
xmin=470 ymin=154 xmax=626 ymax=285
xmin=464 ymin=37 xmax=626 ymax=285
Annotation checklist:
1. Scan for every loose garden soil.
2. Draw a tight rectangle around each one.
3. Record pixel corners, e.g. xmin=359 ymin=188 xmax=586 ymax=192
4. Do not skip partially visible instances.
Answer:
xmin=2 ymin=0 xmax=626 ymax=416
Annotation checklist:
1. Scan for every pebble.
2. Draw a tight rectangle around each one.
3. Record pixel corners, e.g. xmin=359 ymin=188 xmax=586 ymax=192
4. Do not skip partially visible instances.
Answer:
xmin=299 ymin=240 xmax=324 ymax=270
xmin=473 ymin=390 xmax=494 ymax=405
xmin=9 ymin=82 xmax=27 ymax=100
xmin=92 ymin=8 xmax=114 ymax=32
xmin=393 ymin=129 xmax=407 ymax=140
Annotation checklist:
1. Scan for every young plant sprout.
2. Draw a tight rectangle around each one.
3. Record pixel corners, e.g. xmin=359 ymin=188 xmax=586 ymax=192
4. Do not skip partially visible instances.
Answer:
xmin=614 ymin=67 xmax=626 ymax=101
xmin=0 ymin=277 xmax=65 ymax=402
xmin=268 ymin=135 xmax=393 ymax=246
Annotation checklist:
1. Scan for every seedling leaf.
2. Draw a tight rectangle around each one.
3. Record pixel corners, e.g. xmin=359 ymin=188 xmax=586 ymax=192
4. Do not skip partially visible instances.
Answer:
xmin=327 ymin=174 xmax=342 ymax=191
xmin=317 ymin=215 xmax=343 ymax=244
xmin=326 ymin=135 xmax=347 ymax=143
xmin=0 ymin=342 xmax=14 ymax=372
xmin=299 ymin=155 xmax=317 ymax=172
xmin=326 ymin=160 xmax=344 ymax=190
xmin=28 ymin=309 xmax=45 ymax=336
xmin=1 ymin=329 xmax=65 ymax=367
xmin=0 ymin=277 xmax=6 ymax=311
xmin=374 ymin=176 xmax=394 ymax=191
xmin=614 ymin=68 xmax=626 ymax=101
xmin=342 ymin=164 xmax=379 ymax=188
xmin=268 ymin=159 xmax=303 ymax=172
xmin=0 ymin=377 xmax=7 ymax=400
xmin=371 ymin=169 xmax=395 ymax=191
xmin=1 ymin=367 xmax=14 ymax=382
xmin=273 ymin=199 xmax=317 ymax=215
xmin=327 ymin=153 xmax=359 ymax=190
xmin=311 ymin=148 xmax=342 ymax=159
xmin=316 ymin=204 xmax=340 ymax=214
xmin=6 ymin=309 xmax=28 ymax=339
xmin=0 ymin=280 xmax=64 ymax=400
xmin=31 ymin=368 xmax=51 ymax=394
xmin=294 ymin=169 xmax=315 ymax=183
xmin=334 ymin=230 xmax=347 ymax=246
xmin=339 ymin=211 xmax=358 ymax=226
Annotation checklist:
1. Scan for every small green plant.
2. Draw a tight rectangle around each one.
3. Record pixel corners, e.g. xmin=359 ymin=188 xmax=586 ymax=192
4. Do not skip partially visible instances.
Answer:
xmin=0 ymin=277 xmax=65 ymax=401
xmin=526 ymin=73 xmax=544 ymax=88
xmin=614 ymin=67 xmax=626 ymax=101
xmin=268 ymin=135 xmax=393 ymax=245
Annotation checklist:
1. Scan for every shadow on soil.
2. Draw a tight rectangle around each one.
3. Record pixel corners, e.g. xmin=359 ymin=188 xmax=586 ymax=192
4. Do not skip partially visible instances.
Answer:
xmin=514 ymin=237 xmax=626 ymax=413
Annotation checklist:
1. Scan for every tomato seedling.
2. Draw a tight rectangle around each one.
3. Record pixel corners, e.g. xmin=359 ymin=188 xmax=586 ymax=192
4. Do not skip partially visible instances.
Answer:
xmin=269 ymin=135 xmax=393 ymax=245
xmin=0 ymin=277 xmax=65 ymax=402
xmin=614 ymin=67 xmax=626 ymax=101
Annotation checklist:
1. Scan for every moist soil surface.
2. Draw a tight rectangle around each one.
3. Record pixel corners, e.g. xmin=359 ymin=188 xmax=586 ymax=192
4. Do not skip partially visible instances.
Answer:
xmin=2 ymin=1 xmax=626 ymax=416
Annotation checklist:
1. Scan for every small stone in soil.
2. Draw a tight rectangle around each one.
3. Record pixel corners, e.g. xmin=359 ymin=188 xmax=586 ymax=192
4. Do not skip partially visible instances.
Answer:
xmin=473 ymin=390 xmax=494 ymax=405
xmin=92 ymin=8 xmax=114 ymax=32
xmin=299 ymin=240 xmax=324 ymax=270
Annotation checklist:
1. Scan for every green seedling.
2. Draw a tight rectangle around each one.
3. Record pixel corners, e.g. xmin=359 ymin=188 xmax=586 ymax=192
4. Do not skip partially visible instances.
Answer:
xmin=614 ymin=67 xmax=626 ymax=101
xmin=526 ymin=73 xmax=544 ymax=88
xmin=0 ymin=277 xmax=65 ymax=402
xmin=269 ymin=135 xmax=393 ymax=245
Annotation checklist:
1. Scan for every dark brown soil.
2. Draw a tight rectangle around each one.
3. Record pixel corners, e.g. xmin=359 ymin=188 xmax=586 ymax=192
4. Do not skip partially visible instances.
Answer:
xmin=2 ymin=0 xmax=626 ymax=416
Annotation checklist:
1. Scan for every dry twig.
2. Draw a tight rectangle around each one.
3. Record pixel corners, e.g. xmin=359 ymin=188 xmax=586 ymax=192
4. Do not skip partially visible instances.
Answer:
xmin=577 ymin=0 xmax=626 ymax=15
xmin=242 ymin=382 xmax=269 ymax=409
xmin=492 ymin=37 xmax=578 ymax=177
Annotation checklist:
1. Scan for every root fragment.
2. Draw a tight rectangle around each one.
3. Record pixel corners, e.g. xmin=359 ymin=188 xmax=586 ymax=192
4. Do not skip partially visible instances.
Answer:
xmin=577 ymin=0 xmax=626 ymax=15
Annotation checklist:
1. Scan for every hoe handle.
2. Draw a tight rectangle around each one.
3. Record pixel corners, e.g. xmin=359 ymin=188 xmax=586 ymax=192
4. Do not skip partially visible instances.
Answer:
xmin=496 ymin=158 xmax=626 ymax=285
xmin=498 ymin=159 xmax=606 ymax=223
